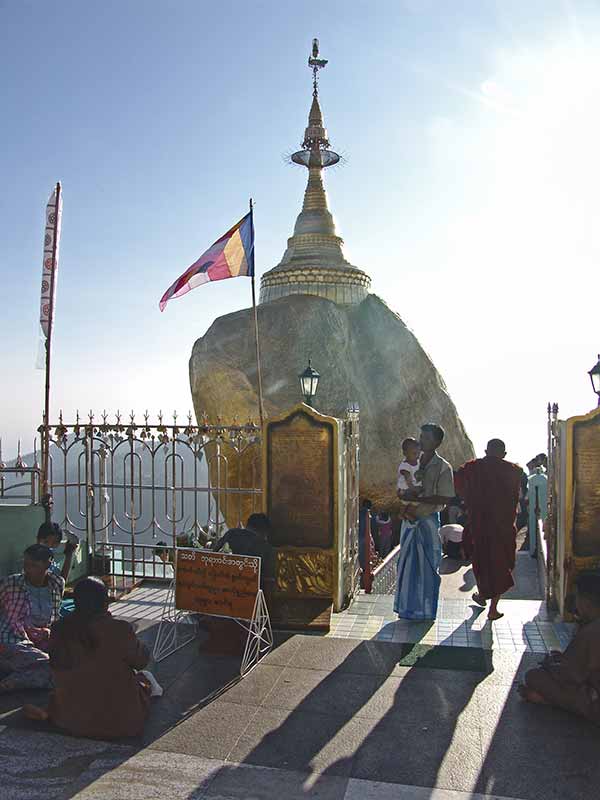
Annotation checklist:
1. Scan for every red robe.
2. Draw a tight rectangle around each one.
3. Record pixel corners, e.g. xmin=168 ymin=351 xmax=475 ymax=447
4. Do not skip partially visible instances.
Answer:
xmin=455 ymin=456 xmax=522 ymax=599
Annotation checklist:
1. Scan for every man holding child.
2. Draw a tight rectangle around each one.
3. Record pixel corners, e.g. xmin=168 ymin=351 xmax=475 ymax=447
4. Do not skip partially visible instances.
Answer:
xmin=394 ymin=424 xmax=455 ymax=620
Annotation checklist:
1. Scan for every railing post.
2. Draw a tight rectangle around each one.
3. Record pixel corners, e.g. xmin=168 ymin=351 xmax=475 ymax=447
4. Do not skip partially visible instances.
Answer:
xmin=85 ymin=426 xmax=96 ymax=572
xmin=99 ymin=445 xmax=109 ymax=545
xmin=171 ymin=432 xmax=177 ymax=546
xmin=363 ymin=510 xmax=373 ymax=594
xmin=129 ymin=432 xmax=136 ymax=578
xmin=532 ymin=485 xmax=540 ymax=559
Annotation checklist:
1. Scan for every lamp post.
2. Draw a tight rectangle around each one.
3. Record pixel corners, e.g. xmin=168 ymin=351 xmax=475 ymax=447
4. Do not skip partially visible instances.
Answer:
xmin=299 ymin=359 xmax=320 ymax=407
xmin=589 ymin=355 xmax=600 ymax=407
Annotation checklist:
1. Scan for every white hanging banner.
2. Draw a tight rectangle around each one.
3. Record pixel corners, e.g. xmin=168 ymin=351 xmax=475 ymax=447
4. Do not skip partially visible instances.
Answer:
xmin=39 ymin=184 xmax=62 ymax=340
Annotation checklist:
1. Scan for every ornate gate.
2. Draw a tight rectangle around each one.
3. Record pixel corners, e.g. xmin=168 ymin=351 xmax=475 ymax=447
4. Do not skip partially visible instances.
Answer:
xmin=342 ymin=406 xmax=361 ymax=605
xmin=43 ymin=411 xmax=262 ymax=582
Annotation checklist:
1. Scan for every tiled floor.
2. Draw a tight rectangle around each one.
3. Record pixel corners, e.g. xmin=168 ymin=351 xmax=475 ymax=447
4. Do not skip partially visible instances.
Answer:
xmin=112 ymin=583 xmax=575 ymax=655
xmin=327 ymin=594 xmax=575 ymax=653
xmin=111 ymin=550 xmax=575 ymax=656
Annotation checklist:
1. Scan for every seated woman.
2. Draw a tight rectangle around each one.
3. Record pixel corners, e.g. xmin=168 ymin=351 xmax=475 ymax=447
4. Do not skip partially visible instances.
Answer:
xmin=519 ymin=573 xmax=600 ymax=726
xmin=25 ymin=577 xmax=151 ymax=739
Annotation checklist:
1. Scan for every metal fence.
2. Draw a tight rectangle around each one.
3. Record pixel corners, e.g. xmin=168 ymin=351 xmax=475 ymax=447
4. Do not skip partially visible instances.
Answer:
xmin=41 ymin=411 xmax=262 ymax=582
xmin=0 ymin=467 xmax=40 ymax=506
xmin=546 ymin=402 xmax=559 ymax=607
xmin=0 ymin=438 xmax=40 ymax=506
xmin=342 ymin=406 xmax=361 ymax=604
xmin=371 ymin=544 xmax=401 ymax=595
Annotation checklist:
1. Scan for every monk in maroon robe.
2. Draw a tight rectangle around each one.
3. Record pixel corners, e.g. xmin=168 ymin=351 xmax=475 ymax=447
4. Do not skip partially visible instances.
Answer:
xmin=455 ymin=439 xmax=522 ymax=620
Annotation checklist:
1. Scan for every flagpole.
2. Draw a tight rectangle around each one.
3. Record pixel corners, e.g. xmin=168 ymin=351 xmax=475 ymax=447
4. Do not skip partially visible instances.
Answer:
xmin=249 ymin=198 xmax=265 ymax=427
xmin=42 ymin=181 xmax=61 ymax=515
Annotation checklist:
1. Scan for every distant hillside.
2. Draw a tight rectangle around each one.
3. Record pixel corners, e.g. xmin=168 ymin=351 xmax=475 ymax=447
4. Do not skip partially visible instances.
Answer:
xmin=3 ymin=437 xmax=210 ymax=544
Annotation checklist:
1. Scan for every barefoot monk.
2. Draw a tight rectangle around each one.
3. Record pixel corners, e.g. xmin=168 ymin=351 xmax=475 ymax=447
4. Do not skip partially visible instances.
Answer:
xmin=455 ymin=439 xmax=522 ymax=621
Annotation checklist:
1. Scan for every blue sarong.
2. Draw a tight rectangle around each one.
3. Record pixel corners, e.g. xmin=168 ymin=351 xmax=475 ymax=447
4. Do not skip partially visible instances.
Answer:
xmin=394 ymin=513 xmax=442 ymax=620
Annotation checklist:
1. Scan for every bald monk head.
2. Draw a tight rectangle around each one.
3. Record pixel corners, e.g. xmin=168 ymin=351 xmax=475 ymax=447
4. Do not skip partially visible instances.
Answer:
xmin=486 ymin=439 xmax=507 ymax=459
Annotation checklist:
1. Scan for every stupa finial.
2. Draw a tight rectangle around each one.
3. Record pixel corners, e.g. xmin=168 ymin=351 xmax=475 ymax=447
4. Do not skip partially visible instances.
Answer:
xmin=309 ymin=38 xmax=328 ymax=98
xmin=259 ymin=38 xmax=371 ymax=306
xmin=291 ymin=39 xmax=339 ymax=168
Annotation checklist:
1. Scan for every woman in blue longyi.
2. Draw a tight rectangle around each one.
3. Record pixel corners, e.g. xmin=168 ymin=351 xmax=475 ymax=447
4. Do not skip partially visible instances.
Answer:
xmin=394 ymin=424 xmax=455 ymax=620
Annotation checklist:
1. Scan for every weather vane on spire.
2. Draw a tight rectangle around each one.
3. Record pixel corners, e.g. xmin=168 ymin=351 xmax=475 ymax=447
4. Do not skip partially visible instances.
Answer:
xmin=289 ymin=38 xmax=339 ymax=168
xmin=308 ymin=38 xmax=328 ymax=98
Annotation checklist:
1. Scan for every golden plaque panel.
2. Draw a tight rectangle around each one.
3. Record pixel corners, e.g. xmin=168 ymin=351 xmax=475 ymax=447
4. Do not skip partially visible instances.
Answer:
xmin=573 ymin=415 xmax=600 ymax=557
xmin=275 ymin=549 xmax=334 ymax=597
xmin=266 ymin=409 xmax=334 ymax=548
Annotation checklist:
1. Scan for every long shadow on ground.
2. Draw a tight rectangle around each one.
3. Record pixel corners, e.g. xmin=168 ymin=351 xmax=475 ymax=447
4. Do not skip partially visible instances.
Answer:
xmin=0 ymin=616 xmax=273 ymax=799
xmin=155 ymin=613 xmax=492 ymax=799
xmin=474 ymin=609 xmax=600 ymax=800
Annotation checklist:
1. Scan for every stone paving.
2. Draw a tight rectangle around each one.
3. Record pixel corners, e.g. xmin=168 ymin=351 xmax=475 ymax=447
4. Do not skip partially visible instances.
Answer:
xmin=114 ymin=552 xmax=575 ymax=654
xmin=0 ymin=724 xmax=526 ymax=800
xmin=1 ymin=632 xmax=599 ymax=800
xmin=0 ymin=551 xmax=595 ymax=799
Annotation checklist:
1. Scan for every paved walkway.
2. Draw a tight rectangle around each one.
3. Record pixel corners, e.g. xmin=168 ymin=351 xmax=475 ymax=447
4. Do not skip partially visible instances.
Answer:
xmin=328 ymin=549 xmax=573 ymax=653
xmin=0 ymin=724 xmax=527 ymax=799
xmin=0 ymin=552 xmax=595 ymax=800
xmin=1 ymin=632 xmax=598 ymax=800
xmin=328 ymin=594 xmax=573 ymax=653
xmin=111 ymin=552 xmax=576 ymax=654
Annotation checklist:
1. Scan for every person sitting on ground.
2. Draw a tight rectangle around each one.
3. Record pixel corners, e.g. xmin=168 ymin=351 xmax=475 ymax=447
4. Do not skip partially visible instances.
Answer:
xmin=0 ymin=544 xmax=64 ymax=692
xmin=37 ymin=522 xmax=78 ymax=583
xmin=439 ymin=522 xmax=465 ymax=560
xmin=213 ymin=513 xmax=275 ymax=591
xmin=24 ymin=576 xmax=152 ymax=738
xmin=152 ymin=541 xmax=174 ymax=579
xmin=518 ymin=573 xmax=600 ymax=726
xmin=396 ymin=437 xmax=423 ymax=521
xmin=375 ymin=511 xmax=393 ymax=557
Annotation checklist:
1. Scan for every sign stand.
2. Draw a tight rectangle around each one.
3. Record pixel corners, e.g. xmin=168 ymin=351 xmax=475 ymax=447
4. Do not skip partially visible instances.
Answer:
xmin=238 ymin=589 xmax=273 ymax=676
xmin=152 ymin=578 xmax=199 ymax=663
xmin=152 ymin=549 xmax=273 ymax=675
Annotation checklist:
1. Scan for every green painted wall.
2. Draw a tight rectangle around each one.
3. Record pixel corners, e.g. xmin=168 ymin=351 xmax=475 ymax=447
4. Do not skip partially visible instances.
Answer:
xmin=0 ymin=505 xmax=89 ymax=584
xmin=0 ymin=505 xmax=45 ymax=575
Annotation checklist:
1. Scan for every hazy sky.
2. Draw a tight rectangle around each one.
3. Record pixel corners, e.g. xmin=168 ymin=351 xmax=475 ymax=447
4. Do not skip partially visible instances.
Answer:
xmin=1 ymin=0 xmax=599 ymax=466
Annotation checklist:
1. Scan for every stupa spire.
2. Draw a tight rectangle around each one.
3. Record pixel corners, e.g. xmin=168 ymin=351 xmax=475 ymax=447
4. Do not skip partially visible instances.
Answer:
xmin=259 ymin=39 xmax=371 ymax=306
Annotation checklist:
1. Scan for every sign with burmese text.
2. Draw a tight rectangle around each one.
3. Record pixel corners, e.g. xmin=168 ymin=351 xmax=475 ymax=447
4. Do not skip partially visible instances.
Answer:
xmin=267 ymin=409 xmax=334 ymax=549
xmin=573 ymin=414 xmax=600 ymax=557
xmin=175 ymin=549 xmax=261 ymax=620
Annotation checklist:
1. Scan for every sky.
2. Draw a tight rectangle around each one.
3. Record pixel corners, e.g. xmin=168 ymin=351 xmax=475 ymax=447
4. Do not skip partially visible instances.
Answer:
xmin=1 ymin=0 xmax=599 ymax=466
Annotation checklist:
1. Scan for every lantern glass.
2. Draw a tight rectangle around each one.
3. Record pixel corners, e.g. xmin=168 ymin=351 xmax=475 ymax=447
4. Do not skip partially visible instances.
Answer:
xmin=299 ymin=360 xmax=320 ymax=405
xmin=589 ymin=355 xmax=600 ymax=397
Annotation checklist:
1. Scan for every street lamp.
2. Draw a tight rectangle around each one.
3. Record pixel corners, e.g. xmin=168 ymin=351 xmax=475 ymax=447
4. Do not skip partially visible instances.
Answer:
xmin=589 ymin=354 xmax=600 ymax=407
xmin=299 ymin=359 xmax=320 ymax=406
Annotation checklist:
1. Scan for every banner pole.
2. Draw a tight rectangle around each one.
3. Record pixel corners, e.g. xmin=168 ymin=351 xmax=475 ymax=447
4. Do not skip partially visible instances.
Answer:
xmin=249 ymin=199 xmax=265 ymax=427
xmin=42 ymin=181 xmax=61 ymax=517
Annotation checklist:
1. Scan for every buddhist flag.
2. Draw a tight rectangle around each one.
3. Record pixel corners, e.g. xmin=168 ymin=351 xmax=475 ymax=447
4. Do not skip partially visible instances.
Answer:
xmin=159 ymin=210 xmax=255 ymax=311
xmin=39 ymin=184 xmax=62 ymax=340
